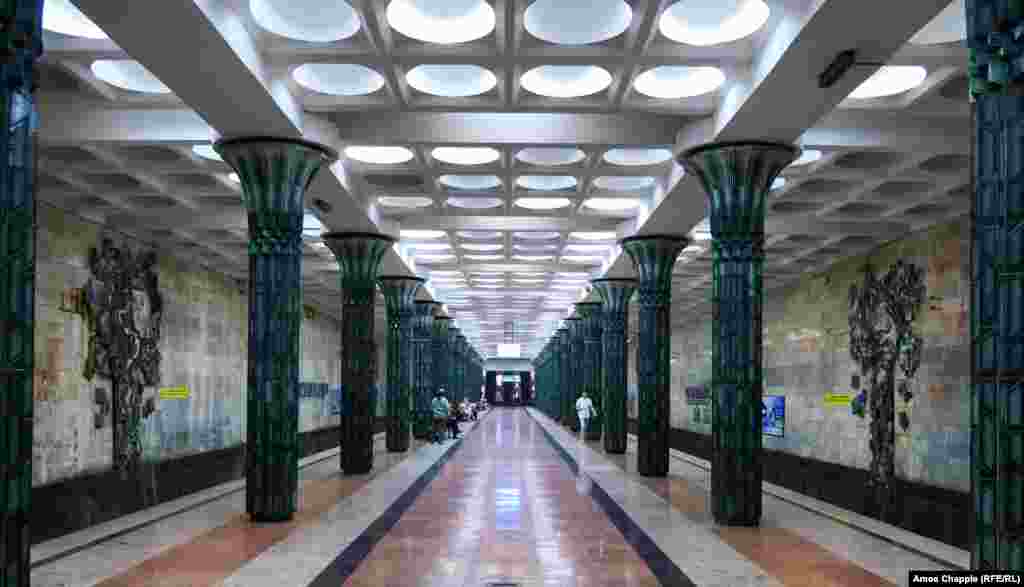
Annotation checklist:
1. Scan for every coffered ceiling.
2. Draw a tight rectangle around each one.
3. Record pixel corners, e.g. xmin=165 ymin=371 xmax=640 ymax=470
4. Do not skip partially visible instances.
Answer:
xmin=38 ymin=0 xmax=967 ymax=358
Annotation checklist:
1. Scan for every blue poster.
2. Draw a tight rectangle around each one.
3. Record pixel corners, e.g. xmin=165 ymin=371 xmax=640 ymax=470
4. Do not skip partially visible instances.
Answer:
xmin=327 ymin=384 xmax=342 ymax=416
xmin=762 ymin=395 xmax=785 ymax=437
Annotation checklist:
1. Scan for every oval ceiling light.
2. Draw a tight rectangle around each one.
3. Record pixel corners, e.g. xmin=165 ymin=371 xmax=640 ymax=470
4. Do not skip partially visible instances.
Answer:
xmin=440 ymin=174 xmax=502 ymax=190
xmin=565 ymin=244 xmax=611 ymax=253
xmin=771 ymin=177 xmax=785 ymax=190
xmin=417 ymin=253 xmax=457 ymax=262
xmin=192 ymin=144 xmax=223 ymax=161
xmin=461 ymin=243 xmax=503 ymax=251
xmin=561 ymin=255 xmax=604 ymax=264
xmin=378 ymin=196 xmax=433 ymax=208
xmin=569 ymin=231 xmax=617 ymax=241
xmin=514 ymin=231 xmax=561 ymax=240
xmin=514 ymin=254 xmax=554 ymax=261
xmin=514 ymin=244 xmax=557 ymax=251
xmin=517 ymin=175 xmax=577 ymax=191
xmin=406 ymin=64 xmax=498 ymax=97
xmin=458 ymin=231 xmax=503 ymax=239
xmin=432 ymin=146 xmax=500 ymax=165
xmin=789 ymin=149 xmax=822 ymax=166
xmin=515 ymin=198 xmax=572 ymax=210
xmin=603 ymin=148 xmax=672 ymax=166
xmin=583 ymin=198 xmax=641 ymax=211
xmin=515 ymin=147 xmax=586 ymax=166
xmin=520 ymin=65 xmax=613 ymax=98
xmin=464 ymin=254 xmax=504 ymax=261
xmin=401 ymin=229 xmax=447 ymax=239
xmin=292 ymin=64 xmax=385 ymax=96
xmin=250 ymin=0 xmax=360 ymax=42
xmin=848 ymin=66 xmax=928 ymax=99
xmin=345 ymin=146 xmax=414 ymax=164
xmin=633 ymin=66 xmax=726 ymax=99
xmin=91 ymin=60 xmax=172 ymax=94
xmin=910 ymin=0 xmax=965 ymax=45
xmin=44 ymin=0 xmax=108 ymax=38
xmin=386 ymin=0 xmax=496 ymax=44
xmin=446 ymin=196 xmax=503 ymax=209
xmin=659 ymin=0 xmax=770 ymax=46
xmin=407 ymin=242 xmax=452 ymax=251
xmin=523 ymin=0 xmax=632 ymax=45
xmin=593 ymin=176 xmax=655 ymax=191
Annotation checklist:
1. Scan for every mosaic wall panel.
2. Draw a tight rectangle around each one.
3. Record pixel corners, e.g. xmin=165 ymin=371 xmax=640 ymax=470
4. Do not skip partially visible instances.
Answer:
xmin=31 ymin=205 xmax=343 ymax=486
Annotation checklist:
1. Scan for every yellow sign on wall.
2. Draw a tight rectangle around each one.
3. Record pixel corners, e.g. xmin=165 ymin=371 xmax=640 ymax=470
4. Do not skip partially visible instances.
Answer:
xmin=159 ymin=385 xmax=190 ymax=400
xmin=824 ymin=393 xmax=852 ymax=407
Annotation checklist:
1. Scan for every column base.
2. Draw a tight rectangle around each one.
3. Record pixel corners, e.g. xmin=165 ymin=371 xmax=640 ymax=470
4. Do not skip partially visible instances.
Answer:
xmin=249 ymin=511 xmax=295 ymax=523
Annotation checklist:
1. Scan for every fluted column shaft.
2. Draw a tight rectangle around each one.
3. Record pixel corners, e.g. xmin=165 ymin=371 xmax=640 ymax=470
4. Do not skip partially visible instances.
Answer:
xmin=323 ymin=233 xmax=394 ymax=475
xmin=454 ymin=335 xmax=466 ymax=404
xmin=0 ymin=3 xmax=42 ymax=582
xmin=576 ymin=303 xmax=604 ymax=441
xmin=565 ymin=319 xmax=583 ymax=431
xmin=433 ymin=317 xmax=451 ymax=400
xmin=412 ymin=302 xmax=437 ymax=439
xmin=621 ymin=236 xmax=689 ymax=477
xmin=680 ymin=140 xmax=798 ymax=524
xmin=378 ymin=277 xmax=423 ymax=453
xmin=556 ymin=328 xmax=570 ymax=425
xmin=592 ymin=279 xmax=637 ymax=454
xmin=216 ymin=136 xmax=335 ymax=521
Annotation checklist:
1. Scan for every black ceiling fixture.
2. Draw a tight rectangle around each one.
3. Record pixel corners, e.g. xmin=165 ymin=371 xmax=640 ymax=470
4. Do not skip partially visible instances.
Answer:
xmin=817 ymin=49 xmax=885 ymax=89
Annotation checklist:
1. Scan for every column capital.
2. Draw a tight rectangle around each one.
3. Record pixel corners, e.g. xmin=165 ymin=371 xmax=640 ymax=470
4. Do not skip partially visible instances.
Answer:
xmin=620 ymin=235 xmax=689 ymax=301
xmin=591 ymin=278 xmax=637 ymax=313
xmin=377 ymin=276 xmax=425 ymax=315
xmin=323 ymin=232 xmax=396 ymax=304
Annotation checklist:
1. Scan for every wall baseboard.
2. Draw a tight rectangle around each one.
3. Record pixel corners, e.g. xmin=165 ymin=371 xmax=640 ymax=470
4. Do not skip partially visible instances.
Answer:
xmin=31 ymin=419 xmax=386 ymax=545
xmin=626 ymin=420 xmax=970 ymax=550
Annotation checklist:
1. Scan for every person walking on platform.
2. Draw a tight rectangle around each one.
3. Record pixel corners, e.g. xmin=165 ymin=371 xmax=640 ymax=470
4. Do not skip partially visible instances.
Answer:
xmin=575 ymin=391 xmax=596 ymax=441
xmin=431 ymin=391 xmax=450 ymax=443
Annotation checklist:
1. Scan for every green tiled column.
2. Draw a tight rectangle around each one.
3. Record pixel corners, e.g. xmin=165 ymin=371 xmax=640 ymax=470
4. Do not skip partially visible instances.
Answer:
xmin=0 ymin=2 xmax=42 ymax=582
xmin=591 ymin=279 xmax=637 ymax=454
xmin=576 ymin=302 xmax=603 ymax=441
xmin=454 ymin=334 xmax=466 ymax=404
xmin=433 ymin=315 xmax=451 ymax=399
xmin=621 ymin=235 xmax=689 ymax=477
xmin=215 ymin=137 xmax=336 ymax=522
xmin=565 ymin=317 xmax=583 ymax=431
xmin=557 ymin=327 xmax=571 ymax=426
xmin=322 ymin=232 xmax=394 ymax=475
xmin=378 ymin=276 xmax=424 ymax=453
xmin=412 ymin=301 xmax=438 ymax=439
xmin=680 ymin=141 xmax=798 ymax=525
xmin=448 ymin=327 xmax=461 ymax=402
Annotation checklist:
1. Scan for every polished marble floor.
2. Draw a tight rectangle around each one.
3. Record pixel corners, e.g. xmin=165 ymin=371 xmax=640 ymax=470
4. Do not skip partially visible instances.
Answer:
xmin=32 ymin=408 xmax=956 ymax=586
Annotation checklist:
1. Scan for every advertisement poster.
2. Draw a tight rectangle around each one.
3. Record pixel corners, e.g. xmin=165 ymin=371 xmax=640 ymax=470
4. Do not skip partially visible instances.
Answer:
xmin=824 ymin=393 xmax=853 ymax=407
xmin=762 ymin=395 xmax=785 ymax=437
xmin=327 ymin=385 xmax=342 ymax=416
xmin=685 ymin=384 xmax=709 ymax=404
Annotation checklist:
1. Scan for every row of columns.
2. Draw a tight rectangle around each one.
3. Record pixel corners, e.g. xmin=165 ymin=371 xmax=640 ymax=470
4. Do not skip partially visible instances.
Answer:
xmin=532 ymin=140 xmax=799 ymax=531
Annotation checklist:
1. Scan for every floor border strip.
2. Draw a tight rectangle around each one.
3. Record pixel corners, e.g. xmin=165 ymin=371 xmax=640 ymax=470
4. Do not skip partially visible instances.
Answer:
xmin=307 ymin=414 xmax=485 ymax=586
xmin=526 ymin=408 xmax=698 ymax=587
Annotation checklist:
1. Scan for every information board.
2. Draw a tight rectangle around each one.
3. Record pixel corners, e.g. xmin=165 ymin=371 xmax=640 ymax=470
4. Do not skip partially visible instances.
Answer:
xmin=762 ymin=395 xmax=785 ymax=437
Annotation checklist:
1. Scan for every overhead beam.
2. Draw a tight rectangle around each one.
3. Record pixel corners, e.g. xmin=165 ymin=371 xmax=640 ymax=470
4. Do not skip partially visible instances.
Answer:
xmin=800 ymin=111 xmax=970 ymax=153
xmin=37 ymin=100 xmax=212 ymax=145
xmin=764 ymin=218 xmax=911 ymax=238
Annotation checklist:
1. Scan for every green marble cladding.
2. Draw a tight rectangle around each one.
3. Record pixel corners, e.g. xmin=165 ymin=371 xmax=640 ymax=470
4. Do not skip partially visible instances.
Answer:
xmin=448 ymin=327 xmax=460 ymax=402
xmin=433 ymin=316 xmax=451 ymax=400
xmin=621 ymin=236 xmax=688 ymax=477
xmin=454 ymin=334 xmax=466 ymax=403
xmin=592 ymin=279 xmax=637 ymax=454
xmin=680 ymin=140 xmax=798 ymax=526
xmin=565 ymin=318 xmax=583 ymax=432
xmin=557 ymin=328 xmax=571 ymax=426
xmin=0 ymin=2 xmax=42 ymax=581
xmin=377 ymin=277 xmax=423 ymax=453
xmin=576 ymin=302 xmax=604 ymax=441
xmin=214 ymin=137 xmax=336 ymax=522
xmin=412 ymin=301 xmax=437 ymax=439
xmin=323 ymin=232 xmax=394 ymax=475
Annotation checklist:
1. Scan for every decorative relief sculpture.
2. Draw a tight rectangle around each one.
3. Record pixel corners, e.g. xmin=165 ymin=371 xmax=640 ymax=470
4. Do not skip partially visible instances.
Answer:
xmin=82 ymin=238 xmax=162 ymax=475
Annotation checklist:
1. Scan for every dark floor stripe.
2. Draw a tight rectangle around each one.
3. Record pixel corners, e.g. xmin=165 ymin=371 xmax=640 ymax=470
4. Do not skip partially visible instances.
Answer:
xmin=526 ymin=409 xmax=698 ymax=587
xmin=306 ymin=413 xmax=486 ymax=586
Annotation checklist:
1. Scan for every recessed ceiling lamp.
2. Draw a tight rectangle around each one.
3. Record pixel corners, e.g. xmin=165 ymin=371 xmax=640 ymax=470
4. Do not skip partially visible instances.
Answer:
xmin=561 ymin=255 xmax=604 ymax=263
xmin=523 ymin=0 xmax=632 ymax=45
xmin=516 ymin=148 xmax=586 ymax=167
xmin=446 ymin=197 xmax=503 ymax=209
xmin=659 ymin=0 xmax=770 ymax=46
xmin=457 ymin=231 xmax=503 ymax=239
xmin=569 ymin=231 xmax=617 ymax=241
xmin=192 ymin=145 xmax=223 ymax=161
xmin=517 ymin=175 xmax=577 ymax=191
xmin=771 ymin=177 xmax=785 ymax=190
xmin=848 ymin=66 xmax=928 ymax=99
xmin=514 ymin=254 xmax=554 ymax=261
xmin=473 ymin=277 xmax=504 ymax=283
xmin=440 ymin=175 xmax=502 ymax=190
xmin=788 ymin=149 xmax=822 ymax=166
xmin=583 ymin=198 xmax=641 ymax=211
xmin=250 ymin=0 xmax=361 ymax=42
xmin=603 ymin=148 xmax=672 ymax=166
xmin=594 ymin=176 xmax=656 ymax=191
xmin=513 ymin=278 xmax=545 ymax=283
xmin=378 ymin=196 xmax=433 ymax=208
xmin=228 ymin=173 xmax=241 ymax=183
xmin=564 ymin=244 xmax=611 ymax=253
xmin=407 ymin=242 xmax=452 ymax=251
xmin=514 ymin=244 xmax=558 ymax=251
xmin=406 ymin=64 xmax=498 ymax=97
xmin=475 ymin=284 xmax=504 ymax=288
xmin=91 ymin=60 xmax=172 ymax=94
xmin=910 ymin=0 xmax=965 ymax=45
xmin=303 ymin=213 xmax=324 ymax=237
xmin=292 ymin=64 xmax=385 ymax=96
xmin=401 ymin=229 xmax=447 ymax=239
xmin=417 ymin=253 xmax=457 ymax=262
xmin=520 ymin=65 xmax=613 ymax=98
xmin=386 ymin=0 xmax=496 ymax=44
xmin=461 ymin=243 xmax=503 ymax=251
xmin=634 ymin=66 xmax=726 ymax=99
xmin=514 ymin=231 xmax=561 ymax=240
xmin=432 ymin=146 xmax=500 ymax=165
xmin=514 ymin=198 xmax=572 ymax=210
xmin=552 ymin=284 xmax=585 ymax=290
xmin=44 ymin=0 xmax=108 ymax=38
xmin=345 ymin=146 xmax=414 ymax=164
xmin=431 ymin=270 xmax=462 ymax=275
xmin=515 ymin=272 xmax=548 ymax=276
xmin=464 ymin=254 xmax=504 ymax=261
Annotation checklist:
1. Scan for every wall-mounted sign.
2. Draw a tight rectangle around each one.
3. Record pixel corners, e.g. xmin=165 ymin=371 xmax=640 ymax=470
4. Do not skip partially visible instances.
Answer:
xmin=327 ymin=385 xmax=342 ymax=415
xmin=159 ymin=385 xmax=189 ymax=400
xmin=762 ymin=395 xmax=784 ymax=437
xmin=685 ymin=385 xmax=709 ymax=404
xmin=824 ymin=393 xmax=853 ymax=407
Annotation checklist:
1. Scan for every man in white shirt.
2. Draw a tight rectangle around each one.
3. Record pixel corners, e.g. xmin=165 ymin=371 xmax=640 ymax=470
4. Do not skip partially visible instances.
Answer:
xmin=575 ymin=392 xmax=595 ymax=440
